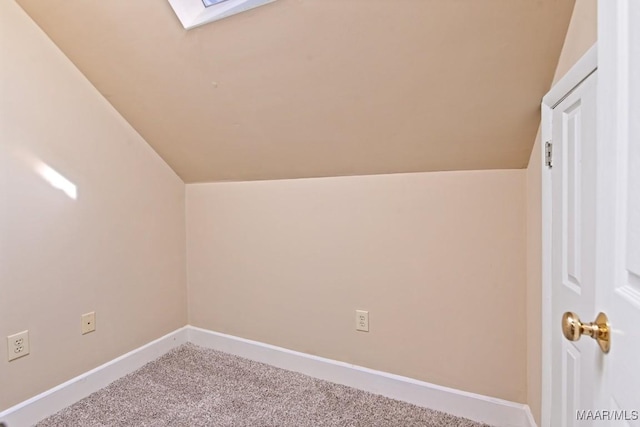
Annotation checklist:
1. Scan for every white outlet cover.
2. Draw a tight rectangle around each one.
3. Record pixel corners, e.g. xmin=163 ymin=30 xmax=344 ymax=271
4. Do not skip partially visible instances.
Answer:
xmin=356 ymin=310 xmax=369 ymax=332
xmin=81 ymin=312 xmax=96 ymax=335
xmin=7 ymin=330 xmax=30 ymax=361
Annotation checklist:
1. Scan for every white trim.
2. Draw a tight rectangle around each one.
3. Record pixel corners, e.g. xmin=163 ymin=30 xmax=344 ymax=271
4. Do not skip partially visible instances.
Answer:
xmin=542 ymin=45 xmax=598 ymax=108
xmin=540 ymin=44 xmax=597 ymax=427
xmin=188 ymin=326 xmax=536 ymax=427
xmin=0 ymin=327 xmax=188 ymax=427
xmin=167 ymin=0 xmax=277 ymax=30
xmin=1 ymin=325 xmax=536 ymax=427
xmin=524 ymin=406 xmax=538 ymax=427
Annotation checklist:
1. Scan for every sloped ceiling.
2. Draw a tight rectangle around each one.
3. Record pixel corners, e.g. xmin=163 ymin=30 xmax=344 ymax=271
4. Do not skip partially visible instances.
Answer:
xmin=16 ymin=0 xmax=575 ymax=182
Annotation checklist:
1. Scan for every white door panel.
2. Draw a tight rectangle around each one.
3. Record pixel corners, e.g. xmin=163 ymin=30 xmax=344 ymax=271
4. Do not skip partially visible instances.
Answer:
xmin=602 ymin=0 xmax=640 ymax=422
xmin=551 ymin=72 xmax=598 ymax=427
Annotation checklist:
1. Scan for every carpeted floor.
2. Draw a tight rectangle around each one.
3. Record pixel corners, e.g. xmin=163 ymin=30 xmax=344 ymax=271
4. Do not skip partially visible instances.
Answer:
xmin=36 ymin=343 xmax=491 ymax=427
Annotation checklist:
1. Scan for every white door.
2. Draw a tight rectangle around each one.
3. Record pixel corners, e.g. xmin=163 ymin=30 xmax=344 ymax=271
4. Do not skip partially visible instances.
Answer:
xmin=550 ymin=71 xmax=601 ymax=427
xmin=548 ymin=1 xmax=640 ymax=425
xmin=595 ymin=0 xmax=640 ymax=423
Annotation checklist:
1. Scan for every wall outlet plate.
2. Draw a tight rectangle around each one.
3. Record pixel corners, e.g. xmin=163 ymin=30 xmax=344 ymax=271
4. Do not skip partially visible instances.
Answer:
xmin=81 ymin=312 xmax=96 ymax=334
xmin=356 ymin=310 xmax=369 ymax=332
xmin=7 ymin=330 xmax=30 ymax=361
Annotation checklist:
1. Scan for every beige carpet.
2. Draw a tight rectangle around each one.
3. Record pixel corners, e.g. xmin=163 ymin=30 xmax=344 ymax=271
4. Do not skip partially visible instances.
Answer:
xmin=37 ymin=343 xmax=491 ymax=426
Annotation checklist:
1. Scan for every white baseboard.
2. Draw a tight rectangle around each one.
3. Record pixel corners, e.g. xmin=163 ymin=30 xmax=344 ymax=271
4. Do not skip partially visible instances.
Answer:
xmin=0 ymin=325 xmax=538 ymax=427
xmin=524 ymin=406 xmax=538 ymax=427
xmin=187 ymin=326 xmax=537 ymax=427
xmin=0 ymin=327 xmax=188 ymax=427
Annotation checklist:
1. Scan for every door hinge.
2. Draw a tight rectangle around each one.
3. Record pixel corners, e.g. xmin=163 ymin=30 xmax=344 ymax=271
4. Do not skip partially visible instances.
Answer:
xmin=545 ymin=141 xmax=553 ymax=168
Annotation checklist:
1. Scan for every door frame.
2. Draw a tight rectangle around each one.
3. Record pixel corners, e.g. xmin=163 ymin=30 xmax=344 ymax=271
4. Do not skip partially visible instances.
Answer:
xmin=540 ymin=45 xmax=597 ymax=427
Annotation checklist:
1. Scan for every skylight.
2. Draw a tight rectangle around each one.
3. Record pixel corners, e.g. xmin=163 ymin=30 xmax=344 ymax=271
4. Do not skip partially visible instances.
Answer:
xmin=202 ymin=0 xmax=230 ymax=6
xmin=168 ymin=0 xmax=276 ymax=30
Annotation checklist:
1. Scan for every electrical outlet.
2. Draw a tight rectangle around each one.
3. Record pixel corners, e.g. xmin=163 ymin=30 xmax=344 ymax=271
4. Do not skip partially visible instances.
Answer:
xmin=81 ymin=312 xmax=96 ymax=335
xmin=7 ymin=330 xmax=30 ymax=361
xmin=355 ymin=310 xmax=369 ymax=332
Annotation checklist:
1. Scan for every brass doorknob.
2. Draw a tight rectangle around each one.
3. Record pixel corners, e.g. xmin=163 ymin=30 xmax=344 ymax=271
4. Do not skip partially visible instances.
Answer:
xmin=561 ymin=311 xmax=610 ymax=353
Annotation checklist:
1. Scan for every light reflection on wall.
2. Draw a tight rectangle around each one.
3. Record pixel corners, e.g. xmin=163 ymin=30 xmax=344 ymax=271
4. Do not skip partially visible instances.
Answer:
xmin=36 ymin=163 xmax=77 ymax=200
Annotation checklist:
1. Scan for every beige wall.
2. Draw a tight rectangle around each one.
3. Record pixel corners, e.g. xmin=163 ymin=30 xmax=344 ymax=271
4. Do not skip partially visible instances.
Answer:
xmin=0 ymin=0 xmax=593 ymax=414
xmin=187 ymin=170 xmax=527 ymax=402
xmin=526 ymin=0 xmax=597 ymax=424
xmin=15 ymin=0 xmax=575 ymax=183
xmin=0 ymin=1 xmax=187 ymax=410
